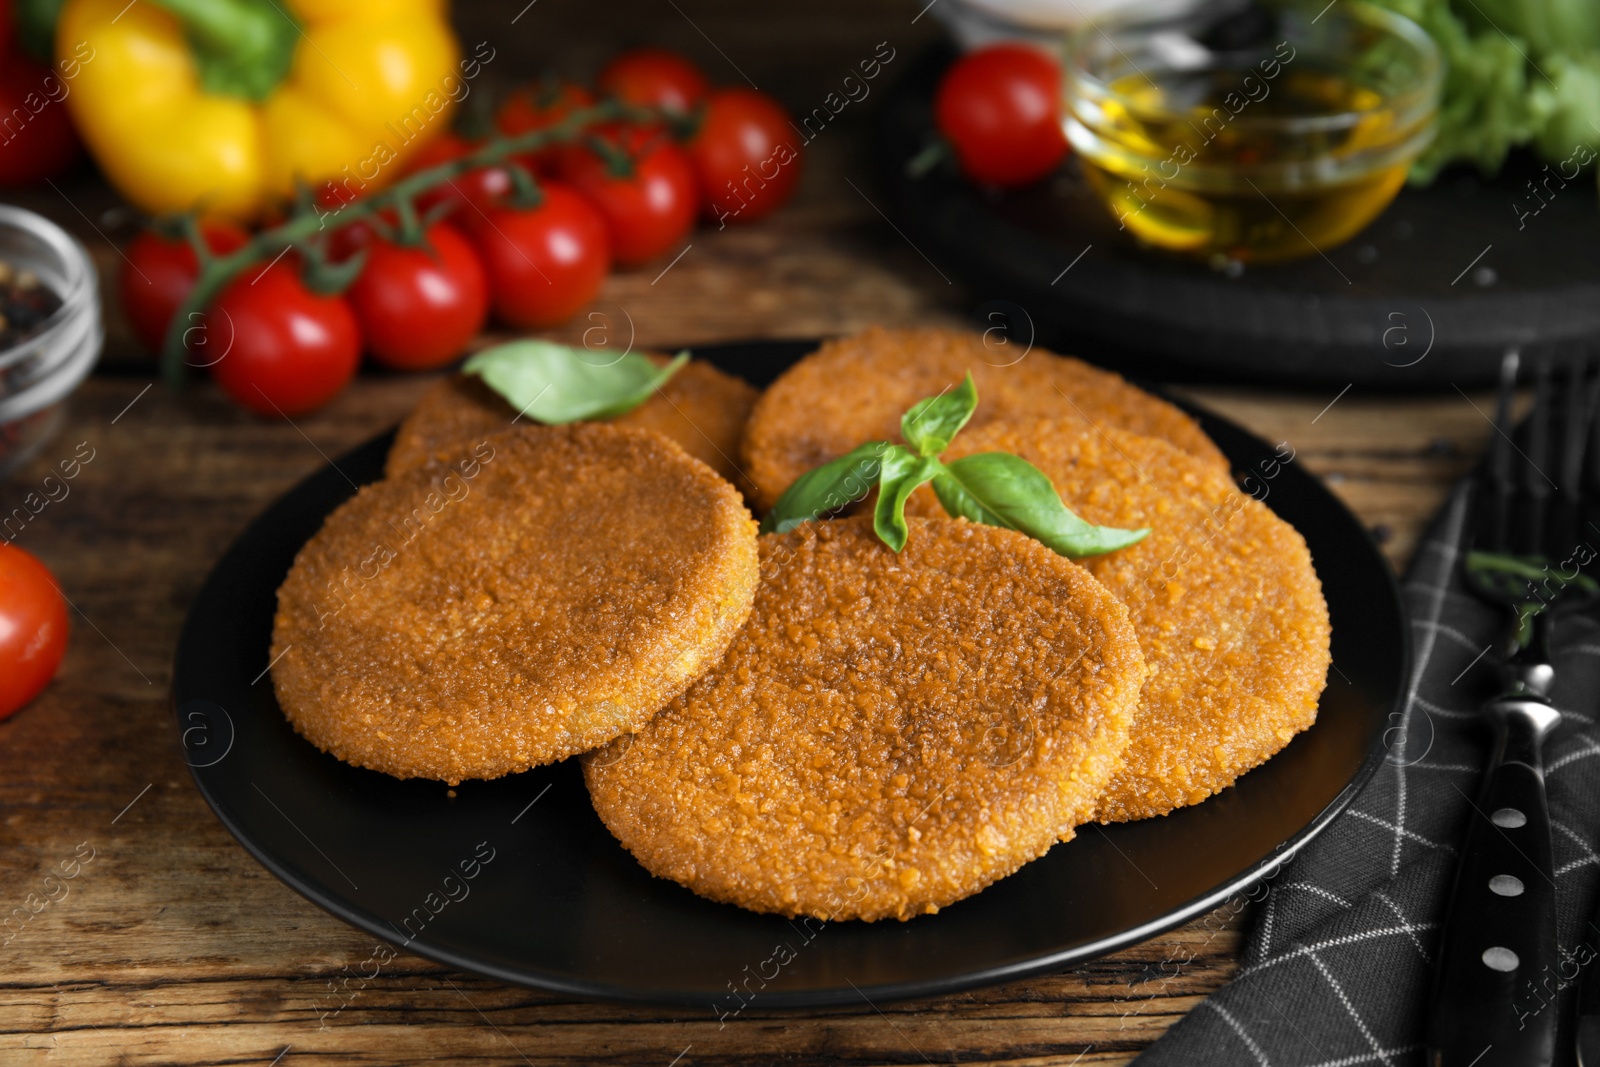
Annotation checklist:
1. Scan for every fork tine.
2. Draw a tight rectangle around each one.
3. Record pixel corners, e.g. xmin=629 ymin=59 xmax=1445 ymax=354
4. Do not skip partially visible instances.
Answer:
xmin=1477 ymin=349 xmax=1519 ymax=554
xmin=1560 ymin=360 xmax=1589 ymax=487
xmin=1581 ymin=364 xmax=1600 ymax=571
xmin=1548 ymin=359 xmax=1591 ymax=560
xmin=1516 ymin=358 xmax=1553 ymax=555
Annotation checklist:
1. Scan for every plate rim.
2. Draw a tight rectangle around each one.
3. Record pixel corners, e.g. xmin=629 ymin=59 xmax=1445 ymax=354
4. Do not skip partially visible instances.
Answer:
xmin=173 ymin=340 xmax=1410 ymax=1009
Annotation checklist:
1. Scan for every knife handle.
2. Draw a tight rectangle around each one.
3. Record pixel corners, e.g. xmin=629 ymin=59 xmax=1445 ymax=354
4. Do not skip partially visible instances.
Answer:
xmin=1425 ymin=694 xmax=1559 ymax=1067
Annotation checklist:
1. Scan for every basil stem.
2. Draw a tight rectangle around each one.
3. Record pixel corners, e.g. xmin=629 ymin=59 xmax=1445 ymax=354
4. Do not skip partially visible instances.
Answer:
xmin=873 ymin=446 xmax=943 ymax=551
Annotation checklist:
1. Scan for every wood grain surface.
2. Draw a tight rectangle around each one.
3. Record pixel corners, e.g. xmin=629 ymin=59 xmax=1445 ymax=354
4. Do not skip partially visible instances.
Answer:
xmin=0 ymin=0 xmax=1496 ymax=1063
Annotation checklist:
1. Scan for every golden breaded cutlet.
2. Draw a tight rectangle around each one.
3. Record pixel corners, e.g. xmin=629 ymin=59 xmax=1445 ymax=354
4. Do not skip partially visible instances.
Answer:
xmin=583 ymin=516 xmax=1145 ymax=921
xmin=740 ymin=326 xmax=1228 ymax=510
xmin=386 ymin=354 xmax=759 ymax=496
xmin=271 ymin=424 xmax=760 ymax=785
xmin=909 ymin=422 xmax=1330 ymax=821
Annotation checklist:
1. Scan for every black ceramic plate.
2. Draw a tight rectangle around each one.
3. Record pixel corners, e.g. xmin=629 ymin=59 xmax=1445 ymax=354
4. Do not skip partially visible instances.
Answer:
xmin=877 ymin=47 xmax=1600 ymax=388
xmin=172 ymin=339 xmax=1407 ymax=1009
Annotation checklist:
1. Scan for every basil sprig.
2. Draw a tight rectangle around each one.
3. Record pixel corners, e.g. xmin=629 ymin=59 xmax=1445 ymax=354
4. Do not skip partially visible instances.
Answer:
xmin=463 ymin=341 xmax=689 ymax=423
xmin=760 ymin=372 xmax=1149 ymax=559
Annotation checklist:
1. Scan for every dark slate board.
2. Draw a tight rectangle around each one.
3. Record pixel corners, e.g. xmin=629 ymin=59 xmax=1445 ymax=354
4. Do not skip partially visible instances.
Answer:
xmin=877 ymin=45 xmax=1600 ymax=389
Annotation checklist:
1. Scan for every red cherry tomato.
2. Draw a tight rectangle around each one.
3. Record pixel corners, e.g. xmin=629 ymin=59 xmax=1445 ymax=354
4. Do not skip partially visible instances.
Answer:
xmin=498 ymin=80 xmax=595 ymax=137
xmin=934 ymin=44 xmax=1069 ymax=187
xmin=556 ymin=128 xmax=697 ymax=267
xmin=497 ymin=81 xmax=595 ymax=176
xmin=403 ymin=132 xmax=514 ymax=227
xmin=346 ymin=222 xmax=487 ymax=371
xmin=471 ymin=183 xmax=611 ymax=329
xmin=0 ymin=56 xmax=79 ymax=186
xmin=206 ymin=262 xmax=361 ymax=417
xmin=120 ymin=222 xmax=250 ymax=355
xmin=687 ymin=89 xmax=803 ymax=224
xmin=0 ymin=543 xmax=68 ymax=720
xmin=325 ymin=214 xmax=383 ymax=264
xmin=597 ymin=48 xmax=709 ymax=116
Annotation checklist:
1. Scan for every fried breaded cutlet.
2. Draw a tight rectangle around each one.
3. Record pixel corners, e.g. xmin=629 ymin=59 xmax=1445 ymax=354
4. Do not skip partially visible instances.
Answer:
xmin=740 ymin=326 xmax=1228 ymax=510
xmin=271 ymin=424 xmax=759 ymax=785
xmin=910 ymin=422 xmax=1330 ymax=821
xmin=386 ymin=354 xmax=759 ymax=495
xmin=583 ymin=517 xmax=1145 ymax=921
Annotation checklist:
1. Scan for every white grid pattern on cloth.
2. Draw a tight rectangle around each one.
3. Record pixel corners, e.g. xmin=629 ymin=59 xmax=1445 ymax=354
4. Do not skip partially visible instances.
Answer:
xmin=1205 ymin=1000 xmax=1273 ymax=1065
xmin=1303 ymin=1047 xmax=1423 ymax=1067
xmin=1235 ymin=924 xmax=1444 ymax=982
xmin=1387 ymin=492 xmax=1470 ymax=878
xmin=1371 ymin=893 xmax=1430 ymax=963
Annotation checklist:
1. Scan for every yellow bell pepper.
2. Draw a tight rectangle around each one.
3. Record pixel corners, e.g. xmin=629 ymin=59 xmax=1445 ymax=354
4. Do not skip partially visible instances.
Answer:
xmin=57 ymin=0 xmax=461 ymax=219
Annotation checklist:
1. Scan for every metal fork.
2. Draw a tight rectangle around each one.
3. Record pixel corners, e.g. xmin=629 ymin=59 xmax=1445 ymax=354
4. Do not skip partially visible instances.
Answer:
xmin=1425 ymin=352 xmax=1600 ymax=1066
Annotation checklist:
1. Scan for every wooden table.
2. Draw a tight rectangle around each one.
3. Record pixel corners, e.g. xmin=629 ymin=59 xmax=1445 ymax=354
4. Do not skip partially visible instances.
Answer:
xmin=0 ymin=1 xmax=1497 ymax=1062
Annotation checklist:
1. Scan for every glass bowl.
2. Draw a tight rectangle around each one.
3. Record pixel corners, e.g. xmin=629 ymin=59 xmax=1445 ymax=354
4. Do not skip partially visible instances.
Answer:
xmin=0 ymin=205 xmax=101 ymax=478
xmin=1063 ymin=0 xmax=1441 ymax=264
xmin=0 ymin=204 xmax=99 ymax=398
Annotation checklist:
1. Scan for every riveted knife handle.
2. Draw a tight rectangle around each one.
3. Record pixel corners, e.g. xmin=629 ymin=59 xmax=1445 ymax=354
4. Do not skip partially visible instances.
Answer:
xmin=1425 ymin=696 xmax=1558 ymax=1067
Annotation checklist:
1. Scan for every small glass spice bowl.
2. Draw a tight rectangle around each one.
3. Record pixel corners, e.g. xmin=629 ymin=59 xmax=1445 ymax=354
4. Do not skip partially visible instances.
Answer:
xmin=0 ymin=205 xmax=101 ymax=477
xmin=1062 ymin=0 xmax=1441 ymax=264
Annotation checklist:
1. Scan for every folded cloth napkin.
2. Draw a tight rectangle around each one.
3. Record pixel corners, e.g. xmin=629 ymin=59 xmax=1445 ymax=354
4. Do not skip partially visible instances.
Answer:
xmin=1137 ymin=482 xmax=1600 ymax=1065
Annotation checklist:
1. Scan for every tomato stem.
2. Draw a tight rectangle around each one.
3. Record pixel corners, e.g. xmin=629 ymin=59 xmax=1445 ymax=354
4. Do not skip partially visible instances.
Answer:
xmin=158 ymin=100 xmax=655 ymax=389
xmin=505 ymin=163 xmax=545 ymax=211
xmin=178 ymin=214 xmax=212 ymax=267
xmin=394 ymin=196 xmax=425 ymax=247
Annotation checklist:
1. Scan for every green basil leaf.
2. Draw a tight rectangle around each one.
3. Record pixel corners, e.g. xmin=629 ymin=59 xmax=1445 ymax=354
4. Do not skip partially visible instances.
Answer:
xmin=462 ymin=342 xmax=689 ymax=423
xmin=760 ymin=441 xmax=892 ymax=535
xmin=900 ymin=371 xmax=978 ymax=457
xmin=931 ymin=469 xmax=1006 ymax=527
xmin=936 ymin=452 xmax=1149 ymax=558
xmin=872 ymin=447 xmax=942 ymax=552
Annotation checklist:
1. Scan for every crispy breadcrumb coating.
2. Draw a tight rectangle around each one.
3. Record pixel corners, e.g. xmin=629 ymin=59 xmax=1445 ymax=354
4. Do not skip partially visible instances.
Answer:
xmin=583 ymin=517 xmax=1145 ymax=920
xmin=741 ymin=326 xmax=1228 ymax=510
xmin=272 ymin=424 xmax=759 ymax=785
xmin=910 ymin=422 xmax=1330 ymax=821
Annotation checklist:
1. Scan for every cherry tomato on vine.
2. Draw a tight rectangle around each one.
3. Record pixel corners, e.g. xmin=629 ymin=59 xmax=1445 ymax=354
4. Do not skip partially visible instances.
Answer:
xmin=346 ymin=222 xmax=488 ymax=371
xmin=597 ymin=48 xmax=708 ymax=116
xmin=403 ymin=132 xmax=514 ymax=229
xmin=0 ymin=543 xmax=68 ymax=720
xmin=471 ymin=182 xmax=610 ymax=329
xmin=556 ymin=128 xmax=697 ymax=267
xmin=206 ymin=262 xmax=361 ymax=417
xmin=0 ymin=56 xmax=79 ymax=187
xmin=497 ymin=81 xmax=595 ymax=176
xmin=120 ymin=222 xmax=250 ymax=355
xmin=934 ymin=44 xmax=1069 ymax=187
xmin=687 ymin=88 xmax=802 ymax=224
xmin=325 ymin=214 xmax=385 ymax=263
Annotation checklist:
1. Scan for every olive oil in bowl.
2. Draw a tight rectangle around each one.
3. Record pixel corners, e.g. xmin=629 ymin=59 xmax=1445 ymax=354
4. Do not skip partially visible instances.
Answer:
xmin=1064 ymin=1 xmax=1440 ymax=264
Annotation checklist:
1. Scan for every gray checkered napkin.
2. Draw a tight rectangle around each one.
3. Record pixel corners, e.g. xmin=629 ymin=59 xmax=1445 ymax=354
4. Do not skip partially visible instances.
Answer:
xmin=1137 ymin=482 xmax=1600 ymax=1065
